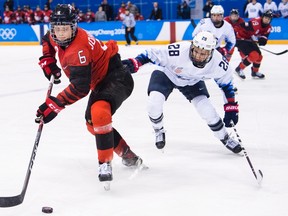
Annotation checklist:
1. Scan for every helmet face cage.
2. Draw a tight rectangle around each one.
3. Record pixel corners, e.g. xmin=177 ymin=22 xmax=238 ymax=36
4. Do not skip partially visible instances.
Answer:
xmin=190 ymin=32 xmax=217 ymax=68
xmin=50 ymin=4 xmax=78 ymax=47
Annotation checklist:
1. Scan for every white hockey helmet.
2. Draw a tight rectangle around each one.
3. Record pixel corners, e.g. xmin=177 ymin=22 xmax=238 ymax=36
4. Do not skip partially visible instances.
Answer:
xmin=210 ymin=5 xmax=224 ymax=15
xmin=192 ymin=31 xmax=217 ymax=51
xmin=190 ymin=31 xmax=217 ymax=67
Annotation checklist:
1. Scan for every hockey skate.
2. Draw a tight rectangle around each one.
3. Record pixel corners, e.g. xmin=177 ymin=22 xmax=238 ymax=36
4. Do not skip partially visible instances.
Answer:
xmin=98 ymin=162 xmax=113 ymax=182
xmin=221 ymin=134 xmax=242 ymax=154
xmin=251 ymin=70 xmax=265 ymax=79
xmin=98 ymin=162 xmax=113 ymax=190
xmin=154 ymin=127 xmax=166 ymax=149
xmin=235 ymin=66 xmax=246 ymax=79
xmin=122 ymin=148 xmax=143 ymax=167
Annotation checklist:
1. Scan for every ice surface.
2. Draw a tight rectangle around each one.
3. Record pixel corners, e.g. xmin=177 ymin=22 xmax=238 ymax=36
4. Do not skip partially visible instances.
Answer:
xmin=0 ymin=44 xmax=287 ymax=216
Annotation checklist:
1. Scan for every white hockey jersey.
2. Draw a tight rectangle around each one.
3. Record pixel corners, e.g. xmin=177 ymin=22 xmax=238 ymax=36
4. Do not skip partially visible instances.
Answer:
xmin=278 ymin=1 xmax=288 ymax=18
xmin=245 ymin=2 xmax=264 ymax=18
xmin=138 ymin=41 xmax=234 ymax=89
xmin=192 ymin=18 xmax=236 ymax=51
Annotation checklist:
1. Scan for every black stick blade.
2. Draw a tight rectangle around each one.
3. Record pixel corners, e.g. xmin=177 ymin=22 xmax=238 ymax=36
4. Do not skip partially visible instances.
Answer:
xmin=260 ymin=47 xmax=288 ymax=55
xmin=257 ymin=170 xmax=264 ymax=185
xmin=276 ymin=50 xmax=288 ymax=55
xmin=0 ymin=194 xmax=24 ymax=207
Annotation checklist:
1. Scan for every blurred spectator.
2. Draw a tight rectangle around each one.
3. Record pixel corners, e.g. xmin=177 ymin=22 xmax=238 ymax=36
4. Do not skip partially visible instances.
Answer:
xmin=78 ymin=10 xmax=86 ymax=22
xmin=148 ymin=2 xmax=163 ymax=20
xmin=14 ymin=5 xmax=24 ymax=24
xmin=126 ymin=1 xmax=138 ymax=17
xmin=245 ymin=0 xmax=263 ymax=18
xmin=34 ymin=5 xmax=44 ymax=23
xmin=101 ymin=0 xmax=113 ymax=21
xmin=3 ymin=0 xmax=14 ymax=11
xmin=95 ymin=6 xmax=107 ymax=21
xmin=115 ymin=2 xmax=126 ymax=21
xmin=122 ymin=8 xmax=138 ymax=45
xmin=43 ymin=4 xmax=52 ymax=23
xmin=203 ymin=0 xmax=214 ymax=18
xmin=3 ymin=6 xmax=14 ymax=23
xmin=71 ymin=2 xmax=79 ymax=14
xmin=85 ymin=8 xmax=95 ymax=23
xmin=0 ymin=15 xmax=2 ymax=23
xmin=45 ymin=0 xmax=53 ymax=10
xmin=23 ymin=5 xmax=34 ymax=24
xmin=264 ymin=0 xmax=278 ymax=17
xmin=278 ymin=0 xmax=288 ymax=18
xmin=135 ymin=11 xmax=144 ymax=20
xmin=243 ymin=0 xmax=251 ymax=16
xmin=179 ymin=1 xmax=191 ymax=19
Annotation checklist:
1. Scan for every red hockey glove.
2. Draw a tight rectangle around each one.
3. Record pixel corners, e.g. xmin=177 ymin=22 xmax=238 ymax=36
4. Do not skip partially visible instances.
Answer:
xmin=121 ymin=58 xmax=142 ymax=74
xmin=38 ymin=56 xmax=61 ymax=84
xmin=36 ymin=96 xmax=65 ymax=124
xmin=218 ymin=47 xmax=228 ymax=57
xmin=223 ymin=102 xmax=239 ymax=127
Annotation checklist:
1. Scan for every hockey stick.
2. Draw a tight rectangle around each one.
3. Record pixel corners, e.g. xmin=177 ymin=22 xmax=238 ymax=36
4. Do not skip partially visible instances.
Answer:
xmin=238 ymin=39 xmax=288 ymax=56
xmin=0 ymin=77 xmax=54 ymax=207
xmin=259 ymin=47 xmax=288 ymax=55
xmin=190 ymin=18 xmax=197 ymax=28
xmin=230 ymin=121 xmax=263 ymax=185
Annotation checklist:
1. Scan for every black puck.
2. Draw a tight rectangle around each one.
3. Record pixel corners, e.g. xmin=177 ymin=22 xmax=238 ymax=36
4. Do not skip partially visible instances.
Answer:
xmin=42 ymin=206 xmax=53 ymax=213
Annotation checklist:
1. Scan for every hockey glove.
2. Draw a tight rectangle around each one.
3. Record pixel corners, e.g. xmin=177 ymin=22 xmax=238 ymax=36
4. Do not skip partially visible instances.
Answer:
xmin=218 ymin=47 xmax=228 ymax=57
xmin=39 ymin=56 xmax=61 ymax=84
xmin=223 ymin=102 xmax=239 ymax=127
xmin=36 ymin=96 xmax=65 ymax=124
xmin=258 ymin=36 xmax=267 ymax=46
xmin=122 ymin=58 xmax=142 ymax=74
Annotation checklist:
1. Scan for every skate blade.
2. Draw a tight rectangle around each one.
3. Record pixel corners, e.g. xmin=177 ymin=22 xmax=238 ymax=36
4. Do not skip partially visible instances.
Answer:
xmin=102 ymin=182 xmax=111 ymax=191
xmin=129 ymin=163 xmax=149 ymax=180
xmin=137 ymin=163 xmax=149 ymax=170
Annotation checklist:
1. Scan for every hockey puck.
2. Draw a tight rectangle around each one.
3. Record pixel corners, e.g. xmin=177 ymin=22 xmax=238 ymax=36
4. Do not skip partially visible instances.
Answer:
xmin=42 ymin=206 xmax=53 ymax=213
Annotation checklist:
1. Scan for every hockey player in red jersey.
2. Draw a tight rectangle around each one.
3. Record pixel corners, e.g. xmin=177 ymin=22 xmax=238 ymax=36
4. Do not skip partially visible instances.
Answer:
xmin=224 ymin=9 xmax=245 ymax=61
xmin=234 ymin=10 xmax=273 ymax=79
xmin=36 ymin=4 xmax=143 ymax=186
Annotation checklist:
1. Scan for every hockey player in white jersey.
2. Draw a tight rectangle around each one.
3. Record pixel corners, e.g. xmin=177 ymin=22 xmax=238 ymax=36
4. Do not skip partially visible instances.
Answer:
xmin=122 ymin=31 xmax=242 ymax=154
xmin=192 ymin=5 xmax=236 ymax=62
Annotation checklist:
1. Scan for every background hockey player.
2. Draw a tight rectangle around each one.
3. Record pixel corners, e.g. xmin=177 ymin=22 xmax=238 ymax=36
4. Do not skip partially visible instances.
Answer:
xmin=224 ymin=9 xmax=245 ymax=61
xmin=234 ymin=9 xmax=273 ymax=79
xmin=122 ymin=31 xmax=242 ymax=154
xmin=192 ymin=5 xmax=236 ymax=62
xmin=36 ymin=4 xmax=143 ymax=186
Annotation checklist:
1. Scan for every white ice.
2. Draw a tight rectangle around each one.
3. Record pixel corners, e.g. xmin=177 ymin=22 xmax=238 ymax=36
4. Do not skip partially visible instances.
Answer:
xmin=0 ymin=44 xmax=288 ymax=216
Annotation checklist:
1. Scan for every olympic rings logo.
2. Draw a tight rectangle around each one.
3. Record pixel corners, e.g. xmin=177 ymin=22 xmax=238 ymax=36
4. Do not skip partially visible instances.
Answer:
xmin=0 ymin=28 xmax=17 ymax=40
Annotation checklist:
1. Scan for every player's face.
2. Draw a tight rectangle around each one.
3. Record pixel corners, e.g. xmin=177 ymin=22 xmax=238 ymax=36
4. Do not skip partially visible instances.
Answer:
xmin=53 ymin=25 xmax=72 ymax=42
xmin=211 ymin=14 xmax=223 ymax=26
xmin=230 ymin=14 xmax=239 ymax=23
xmin=191 ymin=46 xmax=211 ymax=63
xmin=262 ymin=16 xmax=271 ymax=25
